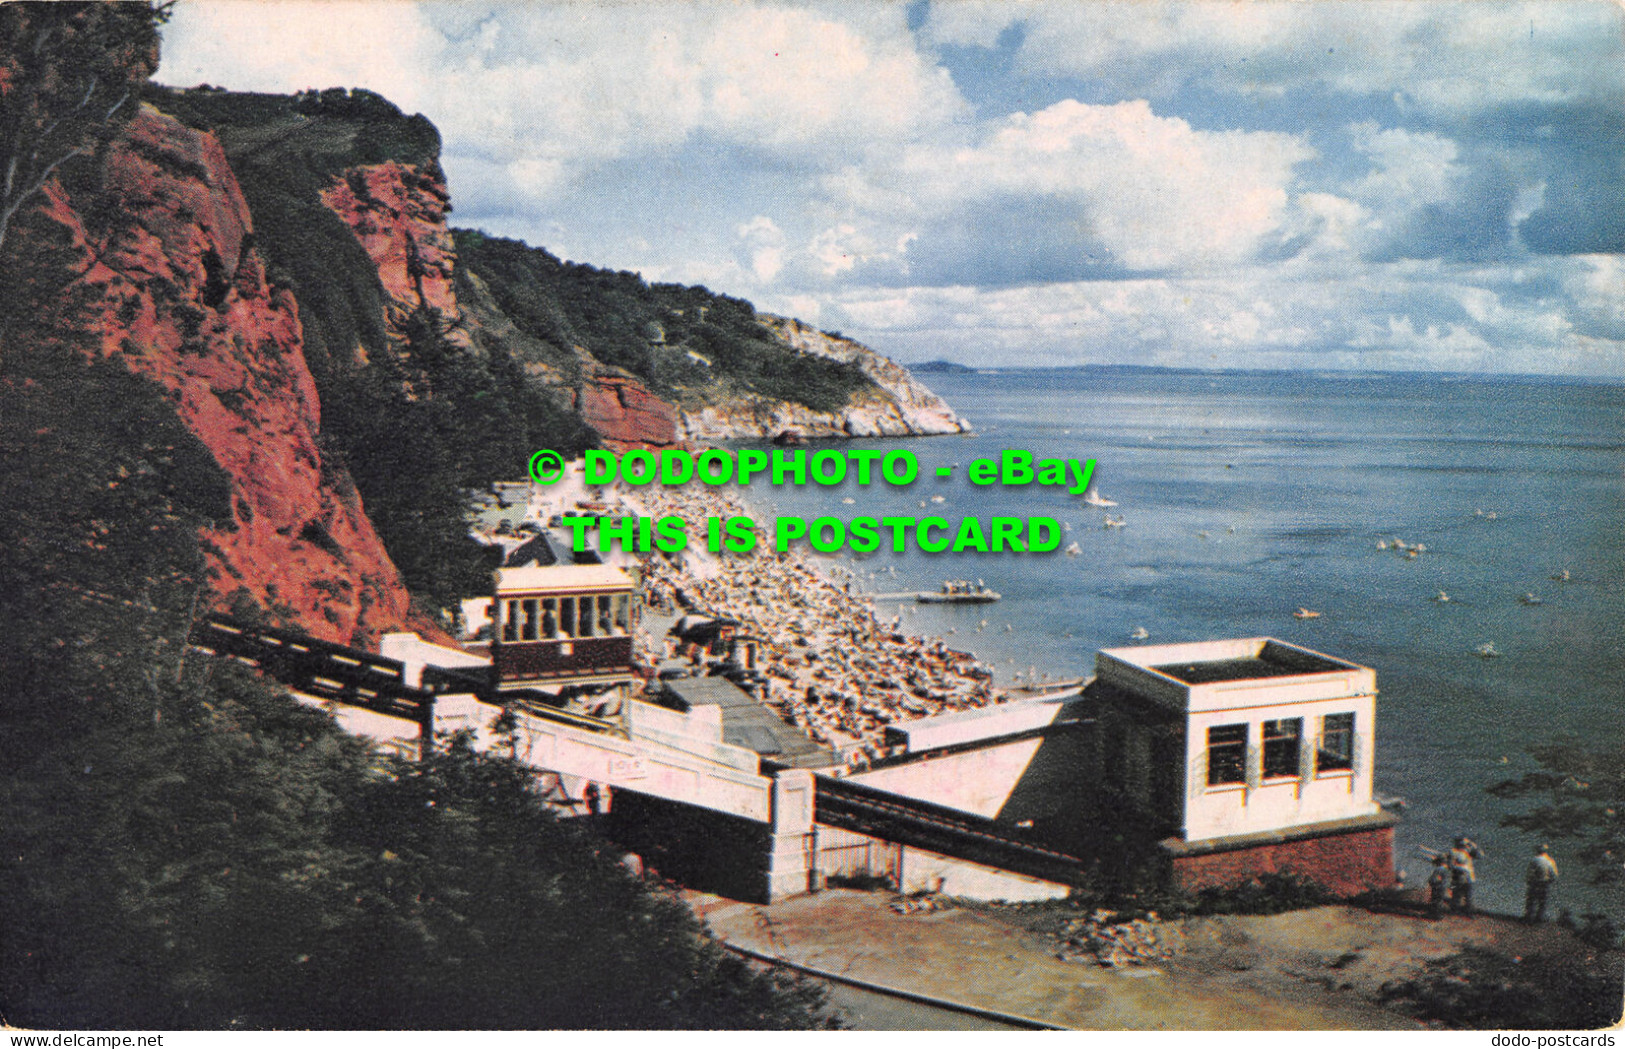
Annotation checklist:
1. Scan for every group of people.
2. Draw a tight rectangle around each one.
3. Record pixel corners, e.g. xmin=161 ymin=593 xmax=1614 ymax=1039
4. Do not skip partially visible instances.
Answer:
xmin=553 ymin=479 xmax=1007 ymax=767
xmin=1426 ymin=837 xmax=1560 ymax=922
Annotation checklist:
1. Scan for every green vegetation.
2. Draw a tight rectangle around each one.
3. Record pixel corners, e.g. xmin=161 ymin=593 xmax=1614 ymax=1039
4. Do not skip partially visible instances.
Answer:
xmin=0 ymin=2 xmax=168 ymax=251
xmin=455 ymin=228 xmax=879 ymax=413
xmin=0 ymin=77 xmax=832 ymax=1030
xmin=0 ymin=313 xmax=831 ymax=1032
xmin=1 ymin=677 xmax=835 ymax=1028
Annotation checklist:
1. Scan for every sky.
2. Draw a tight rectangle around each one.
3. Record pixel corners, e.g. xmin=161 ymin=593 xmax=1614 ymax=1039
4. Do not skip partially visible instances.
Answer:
xmin=157 ymin=0 xmax=1625 ymax=376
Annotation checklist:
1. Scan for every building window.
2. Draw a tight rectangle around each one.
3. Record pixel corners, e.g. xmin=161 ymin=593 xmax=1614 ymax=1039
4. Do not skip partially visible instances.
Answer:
xmin=1318 ymin=713 xmax=1355 ymax=772
xmin=1263 ymin=717 xmax=1302 ymax=778
xmin=501 ymin=599 xmax=519 ymax=642
xmin=521 ymin=599 xmax=539 ymax=641
xmin=542 ymin=598 xmax=560 ymax=638
xmin=560 ymin=597 xmax=576 ymax=637
xmin=1207 ymin=723 xmax=1247 ymax=786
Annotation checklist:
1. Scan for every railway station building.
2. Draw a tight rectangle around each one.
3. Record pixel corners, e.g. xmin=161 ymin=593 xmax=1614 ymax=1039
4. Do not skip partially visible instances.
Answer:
xmin=1089 ymin=638 xmax=1397 ymax=896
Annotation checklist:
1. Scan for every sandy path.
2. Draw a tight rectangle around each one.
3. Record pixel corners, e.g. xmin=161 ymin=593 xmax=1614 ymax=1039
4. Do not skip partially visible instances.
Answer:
xmin=692 ymin=888 xmax=1616 ymax=1030
xmin=691 ymin=890 xmax=1416 ymax=1029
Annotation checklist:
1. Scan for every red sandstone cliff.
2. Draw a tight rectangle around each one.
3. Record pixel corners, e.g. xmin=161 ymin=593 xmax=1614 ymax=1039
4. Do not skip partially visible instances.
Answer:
xmin=569 ymin=372 xmax=681 ymax=449
xmin=318 ymin=160 xmax=464 ymax=348
xmin=28 ymin=105 xmax=430 ymax=644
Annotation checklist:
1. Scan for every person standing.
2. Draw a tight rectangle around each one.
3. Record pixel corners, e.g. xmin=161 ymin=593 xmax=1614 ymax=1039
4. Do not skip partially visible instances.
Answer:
xmin=1524 ymin=844 xmax=1559 ymax=922
xmin=1449 ymin=836 xmax=1483 ymax=914
xmin=1427 ymin=854 xmax=1452 ymax=919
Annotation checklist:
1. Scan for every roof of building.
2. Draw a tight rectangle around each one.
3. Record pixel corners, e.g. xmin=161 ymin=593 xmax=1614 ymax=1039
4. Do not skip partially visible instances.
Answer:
xmin=1152 ymin=654 xmax=1341 ymax=684
xmin=494 ymin=563 xmax=633 ymax=596
xmin=1104 ymin=638 xmax=1356 ymax=680
xmin=1096 ymin=638 xmax=1374 ymax=713
xmin=503 ymin=530 xmax=604 ymax=569
xmin=662 ymin=676 xmax=836 ymax=769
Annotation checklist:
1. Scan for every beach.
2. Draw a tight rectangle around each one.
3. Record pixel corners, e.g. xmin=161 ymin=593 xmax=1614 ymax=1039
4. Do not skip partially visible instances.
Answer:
xmin=516 ymin=466 xmax=1010 ymax=768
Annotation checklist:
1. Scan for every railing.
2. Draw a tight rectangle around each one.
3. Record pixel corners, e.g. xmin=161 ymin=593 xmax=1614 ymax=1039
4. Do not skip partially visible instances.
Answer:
xmin=188 ymin=614 xmax=620 ymax=738
xmin=189 ymin=615 xmax=433 ymax=726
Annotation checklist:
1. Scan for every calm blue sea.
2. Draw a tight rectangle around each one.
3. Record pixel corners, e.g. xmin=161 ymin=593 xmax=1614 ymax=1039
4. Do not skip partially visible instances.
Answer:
xmin=750 ymin=367 xmax=1625 ymax=917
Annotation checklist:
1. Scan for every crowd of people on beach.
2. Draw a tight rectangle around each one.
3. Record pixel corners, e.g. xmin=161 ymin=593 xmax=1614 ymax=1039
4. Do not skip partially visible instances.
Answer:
xmin=536 ymin=477 xmax=1007 ymax=768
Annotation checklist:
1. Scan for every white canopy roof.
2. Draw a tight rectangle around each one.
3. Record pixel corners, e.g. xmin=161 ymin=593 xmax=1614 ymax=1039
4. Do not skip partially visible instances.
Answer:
xmin=494 ymin=563 xmax=634 ymax=596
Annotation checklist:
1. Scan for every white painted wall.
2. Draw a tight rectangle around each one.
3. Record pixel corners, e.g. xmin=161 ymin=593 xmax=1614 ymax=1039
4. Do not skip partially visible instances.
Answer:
xmin=1182 ymin=695 xmax=1378 ymax=842
xmin=291 ymin=693 xmax=421 ymax=758
xmin=851 ymin=736 xmax=1046 ymax=819
xmin=432 ymin=693 xmax=774 ymax=822
xmin=896 ymin=845 xmax=1071 ymax=902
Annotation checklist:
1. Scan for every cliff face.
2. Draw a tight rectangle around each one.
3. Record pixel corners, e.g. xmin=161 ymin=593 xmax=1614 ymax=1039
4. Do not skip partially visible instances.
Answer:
xmin=17 ymin=84 xmax=968 ymax=644
xmin=311 ymin=155 xmax=965 ymax=451
xmin=570 ymin=372 xmax=681 ymax=449
xmin=32 ymin=105 xmax=423 ymax=644
xmin=318 ymin=160 xmax=463 ymax=342
xmin=678 ymin=316 xmax=970 ymax=441
xmin=320 ymin=158 xmax=681 ymax=449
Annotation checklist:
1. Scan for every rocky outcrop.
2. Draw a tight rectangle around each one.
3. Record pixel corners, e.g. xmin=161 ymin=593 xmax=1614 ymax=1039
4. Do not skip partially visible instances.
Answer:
xmin=570 ymin=371 xmax=681 ymax=450
xmin=678 ymin=316 xmax=970 ymax=442
xmin=32 ymin=105 xmax=428 ymax=644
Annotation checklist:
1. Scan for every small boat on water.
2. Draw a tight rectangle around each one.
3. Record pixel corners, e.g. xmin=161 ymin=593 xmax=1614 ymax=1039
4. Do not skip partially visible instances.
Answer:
xmin=1130 ymin=626 xmax=1150 ymax=640
xmin=1082 ymin=488 xmax=1118 ymax=507
xmin=1293 ymin=608 xmax=1322 ymax=619
xmin=1103 ymin=515 xmax=1127 ymax=529
xmin=1519 ymin=592 xmax=1543 ymax=606
xmin=917 ymin=579 xmax=1001 ymax=604
xmin=1476 ymin=642 xmax=1501 ymax=658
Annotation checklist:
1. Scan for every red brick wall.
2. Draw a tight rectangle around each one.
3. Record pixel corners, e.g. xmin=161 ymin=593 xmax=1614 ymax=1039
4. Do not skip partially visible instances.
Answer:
xmin=1170 ymin=826 xmax=1395 ymax=897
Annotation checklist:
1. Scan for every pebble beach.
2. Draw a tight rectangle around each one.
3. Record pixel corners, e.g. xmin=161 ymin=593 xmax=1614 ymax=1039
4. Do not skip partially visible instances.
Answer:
xmin=506 ymin=467 xmax=1011 ymax=768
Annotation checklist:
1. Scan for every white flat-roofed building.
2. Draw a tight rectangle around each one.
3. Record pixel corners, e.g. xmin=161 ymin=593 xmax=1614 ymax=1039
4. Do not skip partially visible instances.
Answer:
xmin=1094 ymin=637 xmax=1396 ymax=896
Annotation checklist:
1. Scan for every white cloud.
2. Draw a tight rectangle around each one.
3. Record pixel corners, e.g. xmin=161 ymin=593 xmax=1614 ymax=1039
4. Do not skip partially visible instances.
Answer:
xmin=815 ymin=258 xmax=1624 ymax=376
xmin=736 ymin=216 xmax=786 ymax=282
xmin=162 ymin=0 xmax=968 ymax=199
xmin=159 ymin=0 xmax=442 ymax=104
xmin=827 ymin=98 xmax=1315 ymax=273
xmin=155 ymin=1 xmax=1625 ymax=378
xmin=927 ymin=2 xmax=1625 ymax=119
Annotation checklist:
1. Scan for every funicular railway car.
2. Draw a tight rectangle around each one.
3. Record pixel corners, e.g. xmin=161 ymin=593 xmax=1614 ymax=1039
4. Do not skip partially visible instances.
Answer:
xmin=490 ymin=563 xmax=638 ymax=690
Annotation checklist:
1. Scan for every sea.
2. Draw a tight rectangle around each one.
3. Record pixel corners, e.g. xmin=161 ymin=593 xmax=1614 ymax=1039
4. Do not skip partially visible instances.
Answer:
xmin=747 ymin=366 xmax=1625 ymax=917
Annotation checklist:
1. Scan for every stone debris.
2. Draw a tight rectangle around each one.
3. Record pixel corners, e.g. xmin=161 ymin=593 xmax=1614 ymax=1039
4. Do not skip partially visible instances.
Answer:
xmin=1056 ymin=910 xmax=1182 ymax=968
xmin=889 ymin=894 xmax=945 ymax=916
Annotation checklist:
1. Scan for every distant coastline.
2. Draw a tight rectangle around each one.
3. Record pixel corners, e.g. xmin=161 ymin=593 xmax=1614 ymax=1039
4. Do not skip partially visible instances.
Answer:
xmin=901 ymin=361 xmax=1625 ymax=386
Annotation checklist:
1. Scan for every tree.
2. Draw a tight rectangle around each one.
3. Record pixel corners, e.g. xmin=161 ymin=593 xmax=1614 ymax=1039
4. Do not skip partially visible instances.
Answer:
xmin=1489 ymin=739 xmax=1625 ymax=889
xmin=0 ymin=1 xmax=168 ymax=252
